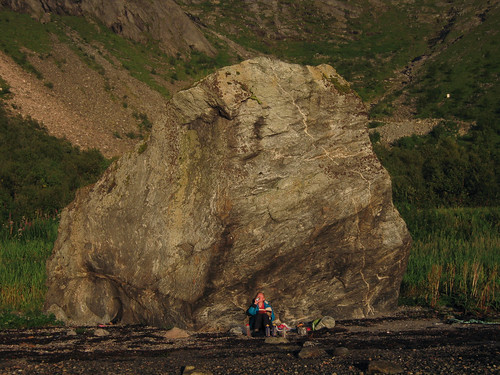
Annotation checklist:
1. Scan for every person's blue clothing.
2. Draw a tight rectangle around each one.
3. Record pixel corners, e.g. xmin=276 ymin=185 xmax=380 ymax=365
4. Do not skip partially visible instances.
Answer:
xmin=247 ymin=300 xmax=275 ymax=330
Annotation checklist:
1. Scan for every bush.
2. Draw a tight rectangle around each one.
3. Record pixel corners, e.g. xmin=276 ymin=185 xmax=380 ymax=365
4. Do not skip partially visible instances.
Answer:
xmin=369 ymin=131 xmax=380 ymax=144
xmin=374 ymin=121 xmax=499 ymax=208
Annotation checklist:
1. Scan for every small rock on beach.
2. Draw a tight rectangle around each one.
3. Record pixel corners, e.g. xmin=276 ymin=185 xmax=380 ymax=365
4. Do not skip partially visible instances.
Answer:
xmin=165 ymin=327 xmax=190 ymax=339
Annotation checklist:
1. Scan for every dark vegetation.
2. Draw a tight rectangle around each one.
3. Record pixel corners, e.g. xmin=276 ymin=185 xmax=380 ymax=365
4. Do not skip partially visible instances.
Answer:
xmin=0 ymin=0 xmax=498 ymax=325
xmin=374 ymin=121 xmax=498 ymax=208
xmin=0 ymin=104 xmax=110 ymax=224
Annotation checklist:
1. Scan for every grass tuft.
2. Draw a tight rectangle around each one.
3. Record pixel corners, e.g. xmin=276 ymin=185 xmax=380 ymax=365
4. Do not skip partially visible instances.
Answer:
xmin=0 ymin=216 xmax=62 ymax=328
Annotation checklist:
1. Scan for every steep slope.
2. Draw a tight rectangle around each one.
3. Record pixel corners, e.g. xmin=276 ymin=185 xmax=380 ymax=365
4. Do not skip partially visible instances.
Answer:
xmin=179 ymin=0 xmax=500 ymax=124
xmin=1 ymin=0 xmax=215 ymax=56
xmin=0 ymin=9 xmax=229 ymax=157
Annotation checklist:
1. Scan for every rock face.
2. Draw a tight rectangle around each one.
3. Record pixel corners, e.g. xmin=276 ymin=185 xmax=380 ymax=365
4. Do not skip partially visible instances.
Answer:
xmin=44 ymin=57 xmax=411 ymax=329
xmin=1 ymin=0 xmax=215 ymax=56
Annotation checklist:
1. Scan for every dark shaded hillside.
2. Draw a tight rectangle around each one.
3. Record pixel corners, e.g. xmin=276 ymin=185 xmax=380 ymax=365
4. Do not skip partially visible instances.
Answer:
xmin=0 ymin=104 xmax=109 ymax=223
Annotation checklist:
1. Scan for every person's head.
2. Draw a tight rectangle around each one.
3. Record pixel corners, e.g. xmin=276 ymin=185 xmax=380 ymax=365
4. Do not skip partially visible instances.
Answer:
xmin=255 ymin=292 xmax=265 ymax=303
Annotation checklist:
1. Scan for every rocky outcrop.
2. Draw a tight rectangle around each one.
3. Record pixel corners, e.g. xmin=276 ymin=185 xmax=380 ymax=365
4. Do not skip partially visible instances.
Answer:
xmin=0 ymin=0 xmax=215 ymax=56
xmin=44 ymin=57 xmax=411 ymax=329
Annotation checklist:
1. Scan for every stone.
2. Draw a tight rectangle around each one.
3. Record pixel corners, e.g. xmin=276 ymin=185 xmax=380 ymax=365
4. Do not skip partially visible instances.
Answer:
xmin=264 ymin=337 xmax=289 ymax=344
xmin=66 ymin=329 xmax=77 ymax=336
xmin=333 ymin=347 xmax=349 ymax=356
xmin=368 ymin=360 xmax=404 ymax=374
xmin=229 ymin=326 xmax=244 ymax=336
xmin=316 ymin=316 xmax=336 ymax=330
xmin=303 ymin=340 xmax=319 ymax=347
xmin=93 ymin=328 xmax=110 ymax=337
xmin=298 ymin=346 xmax=328 ymax=359
xmin=164 ymin=327 xmax=190 ymax=339
xmin=182 ymin=366 xmax=213 ymax=375
xmin=44 ymin=57 xmax=411 ymax=329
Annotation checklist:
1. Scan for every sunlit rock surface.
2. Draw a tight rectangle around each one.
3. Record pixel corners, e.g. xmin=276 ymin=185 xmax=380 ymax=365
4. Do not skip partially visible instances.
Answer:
xmin=45 ymin=57 xmax=411 ymax=329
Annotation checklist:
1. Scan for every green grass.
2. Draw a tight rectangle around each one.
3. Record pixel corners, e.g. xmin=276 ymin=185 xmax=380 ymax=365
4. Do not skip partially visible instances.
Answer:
xmin=410 ymin=5 xmax=500 ymax=122
xmin=400 ymin=206 xmax=499 ymax=315
xmin=0 ymin=11 xmax=54 ymax=79
xmin=0 ymin=216 xmax=61 ymax=328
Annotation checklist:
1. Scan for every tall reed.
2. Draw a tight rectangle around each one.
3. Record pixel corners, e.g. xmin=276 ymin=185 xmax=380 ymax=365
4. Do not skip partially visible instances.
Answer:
xmin=1 ymin=207 xmax=498 ymax=322
xmin=0 ymin=216 xmax=58 ymax=312
xmin=400 ymin=206 xmax=499 ymax=314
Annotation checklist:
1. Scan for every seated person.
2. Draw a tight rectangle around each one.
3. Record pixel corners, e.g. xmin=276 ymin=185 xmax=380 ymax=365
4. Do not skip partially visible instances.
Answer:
xmin=247 ymin=292 xmax=275 ymax=335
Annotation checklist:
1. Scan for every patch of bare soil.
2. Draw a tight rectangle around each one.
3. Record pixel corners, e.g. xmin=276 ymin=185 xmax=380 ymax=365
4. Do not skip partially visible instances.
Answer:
xmin=368 ymin=117 xmax=473 ymax=145
xmin=0 ymin=308 xmax=498 ymax=374
xmin=0 ymin=32 xmax=169 ymax=158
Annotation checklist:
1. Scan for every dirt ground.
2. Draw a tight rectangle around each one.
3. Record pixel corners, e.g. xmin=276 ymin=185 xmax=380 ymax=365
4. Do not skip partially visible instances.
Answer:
xmin=0 ymin=308 xmax=498 ymax=375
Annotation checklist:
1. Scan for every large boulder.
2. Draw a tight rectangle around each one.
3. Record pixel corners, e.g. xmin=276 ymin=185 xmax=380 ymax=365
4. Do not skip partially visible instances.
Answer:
xmin=44 ymin=57 xmax=411 ymax=329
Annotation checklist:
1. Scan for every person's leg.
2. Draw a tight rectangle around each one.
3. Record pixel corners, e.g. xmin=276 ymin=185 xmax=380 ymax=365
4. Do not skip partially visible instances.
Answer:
xmin=253 ymin=314 xmax=264 ymax=334
xmin=262 ymin=314 xmax=271 ymax=334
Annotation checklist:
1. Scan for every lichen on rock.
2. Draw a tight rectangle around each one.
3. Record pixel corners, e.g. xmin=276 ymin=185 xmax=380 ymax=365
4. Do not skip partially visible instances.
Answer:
xmin=44 ymin=57 xmax=411 ymax=329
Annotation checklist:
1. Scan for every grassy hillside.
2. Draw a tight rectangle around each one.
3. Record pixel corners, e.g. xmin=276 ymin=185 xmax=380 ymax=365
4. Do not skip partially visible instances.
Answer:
xmin=180 ymin=0 xmax=443 ymax=101
xmin=0 ymin=10 xmax=234 ymax=97
xmin=181 ymin=0 xmax=500 ymax=122
xmin=409 ymin=4 xmax=500 ymax=123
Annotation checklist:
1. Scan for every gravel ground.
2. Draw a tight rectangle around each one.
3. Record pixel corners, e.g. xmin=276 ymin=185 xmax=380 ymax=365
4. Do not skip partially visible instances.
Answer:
xmin=0 ymin=308 xmax=498 ymax=374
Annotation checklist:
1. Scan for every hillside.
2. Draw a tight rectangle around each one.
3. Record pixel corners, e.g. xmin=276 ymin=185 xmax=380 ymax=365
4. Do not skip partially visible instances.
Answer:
xmin=0 ymin=10 xmax=190 ymax=158
xmin=0 ymin=0 xmax=499 ymax=220
xmin=180 ymin=0 xmax=499 ymax=119
xmin=1 ymin=0 xmax=499 ymax=140
xmin=1 ymin=1 xmax=498 ymax=151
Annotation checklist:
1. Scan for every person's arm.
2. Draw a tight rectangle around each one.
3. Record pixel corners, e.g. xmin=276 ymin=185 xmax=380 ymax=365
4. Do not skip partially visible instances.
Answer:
xmin=247 ymin=300 xmax=259 ymax=316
